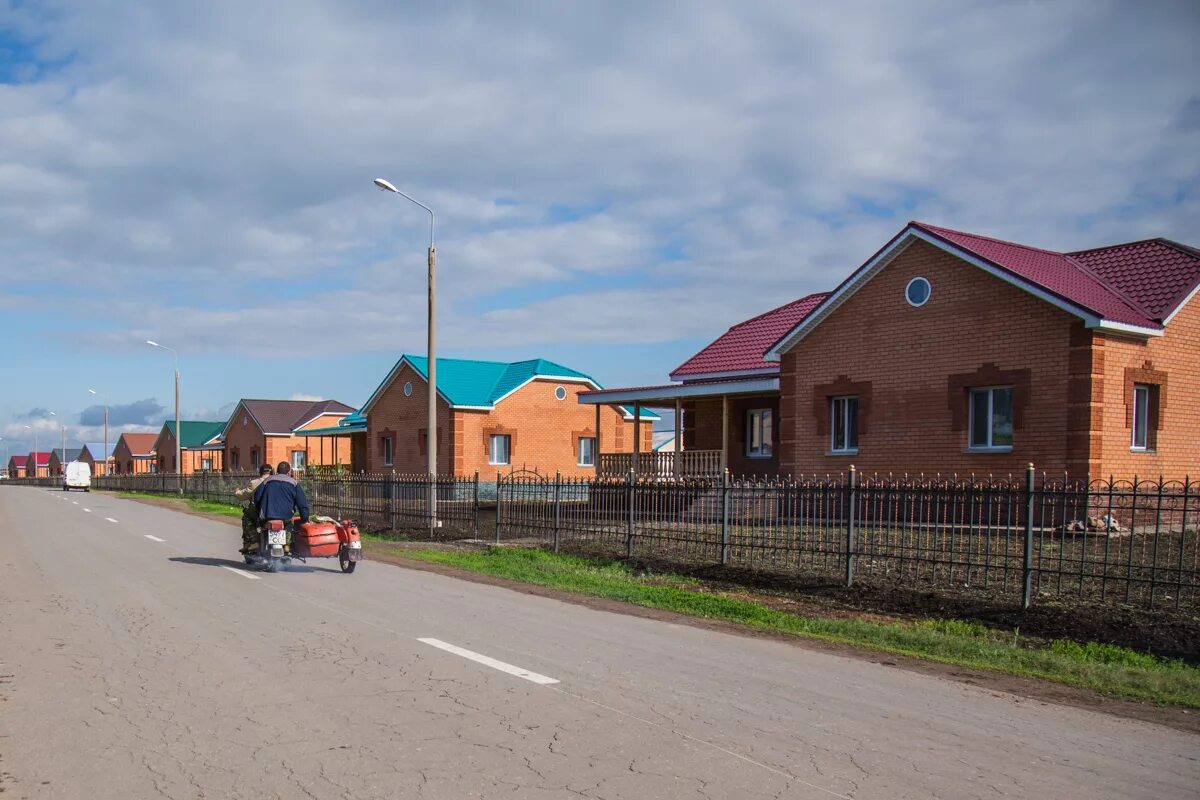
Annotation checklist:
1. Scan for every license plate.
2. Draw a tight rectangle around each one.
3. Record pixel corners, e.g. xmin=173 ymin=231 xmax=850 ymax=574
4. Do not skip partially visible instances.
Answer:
xmin=267 ymin=531 xmax=286 ymax=545
xmin=349 ymin=541 xmax=362 ymax=549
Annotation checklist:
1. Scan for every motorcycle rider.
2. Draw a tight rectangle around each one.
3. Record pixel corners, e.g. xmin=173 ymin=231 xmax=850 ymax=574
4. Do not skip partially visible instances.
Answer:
xmin=253 ymin=462 xmax=310 ymax=546
xmin=235 ymin=464 xmax=274 ymax=554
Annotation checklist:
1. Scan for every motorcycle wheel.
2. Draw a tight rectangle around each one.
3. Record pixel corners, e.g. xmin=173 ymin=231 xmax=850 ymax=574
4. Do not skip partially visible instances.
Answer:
xmin=267 ymin=558 xmax=284 ymax=574
xmin=339 ymin=551 xmax=357 ymax=574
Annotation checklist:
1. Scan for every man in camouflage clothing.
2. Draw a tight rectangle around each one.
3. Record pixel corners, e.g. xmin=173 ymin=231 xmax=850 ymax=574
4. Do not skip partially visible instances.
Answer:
xmin=236 ymin=464 xmax=274 ymax=553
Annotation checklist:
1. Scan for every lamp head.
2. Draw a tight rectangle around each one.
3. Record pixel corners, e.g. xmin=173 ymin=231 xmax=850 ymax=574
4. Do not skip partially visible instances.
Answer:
xmin=146 ymin=340 xmax=159 ymax=347
xmin=373 ymin=178 xmax=398 ymax=193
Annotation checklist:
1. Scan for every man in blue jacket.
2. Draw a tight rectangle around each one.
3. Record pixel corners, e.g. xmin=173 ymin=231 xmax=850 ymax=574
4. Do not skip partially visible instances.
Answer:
xmin=253 ymin=462 xmax=310 ymax=534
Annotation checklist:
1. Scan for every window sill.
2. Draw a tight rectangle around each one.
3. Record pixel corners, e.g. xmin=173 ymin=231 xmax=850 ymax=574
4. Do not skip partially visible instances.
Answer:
xmin=826 ymin=449 xmax=858 ymax=457
xmin=1129 ymin=448 xmax=1156 ymax=454
xmin=578 ymin=463 xmax=595 ymax=468
xmin=964 ymin=447 xmax=1013 ymax=454
xmin=489 ymin=462 xmax=510 ymax=467
xmin=745 ymin=453 xmax=774 ymax=460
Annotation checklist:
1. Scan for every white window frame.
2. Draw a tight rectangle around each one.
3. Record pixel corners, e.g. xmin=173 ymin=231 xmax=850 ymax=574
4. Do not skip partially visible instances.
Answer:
xmin=578 ymin=436 xmax=596 ymax=467
xmin=489 ymin=434 xmax=511 ymax=466
xmin=291 ymin=450 xmax=307 ymax=471
xmin=968 ymin=386 xmax=1014 ymax=452
xmin=746 ymin=408 xmax=773 ymax=458
xmin=382 ymin=436 xmax=394 ymax=467
xmin=250 ymin=449 xmax=260 ymax=470
xmin=1131 ymin=384 xmax=1151 ymax=452
xmin=201 ymin=457 xmax=213 ymax=471
xmin=830 ymin=396 xmax=859 ymax=454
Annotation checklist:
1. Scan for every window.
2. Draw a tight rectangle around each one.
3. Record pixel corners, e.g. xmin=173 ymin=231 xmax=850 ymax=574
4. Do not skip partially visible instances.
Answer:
xmin=555 ymin=386 xmax=567 ymax=401
xmin=746 ymin=409 xmax=773 ymax=458
xmin=230 ymin=450 xmax=240 ymax=470
xmin=489 ymin=434 xmax=511 ymax=465
xmin=1132 ymin=384 xmax=1155 ymax=451
xmin=382 ymin=436 xmax=394 ymax=467
xmin=201 ymin=458 xmax=213 ymax=471
xmin=830 ymin=396 xmax=859 ymax=453
xmin=905 ymin=276 xmax=931 ymax=307
xmin=403 ymin=381 xmax=413 ymax=397
xmin=578 ymin=437 xmax=596 ymax=467
xmin=149 ymin=462 xmax=158 ymax=473
xmin=291 ymin=450 xmax=307 ymax=471
xmin=251 ymin=449 xmax=260 ymax=470
xmin=968 ymin=387 xmax=1014 ymax=450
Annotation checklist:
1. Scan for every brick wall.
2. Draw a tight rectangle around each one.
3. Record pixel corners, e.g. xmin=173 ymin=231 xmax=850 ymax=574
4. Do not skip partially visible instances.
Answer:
xmin=223 ymin=407 xmax=265 ymax=471
xmin=1091 ymin=292 xmax=1200 ymax=479
xmin=779 ymin=239 xmax=1078 ymax=478
xmin=364 ymin=362 xmax=456 ymax=474
xmin=684 ymin=394 xmax=780 ymax=477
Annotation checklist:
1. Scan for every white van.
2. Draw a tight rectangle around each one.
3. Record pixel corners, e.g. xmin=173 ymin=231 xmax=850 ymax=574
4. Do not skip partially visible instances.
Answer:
xmin=63 ymin=461 xmax=91 ymax=492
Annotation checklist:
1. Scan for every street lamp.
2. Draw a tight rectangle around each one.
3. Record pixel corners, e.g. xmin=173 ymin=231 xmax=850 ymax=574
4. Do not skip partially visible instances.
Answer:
xmin=147 ymin=340 xmax=182 ymax=494
xmin=374 ymin=177 xmax=438 ymax=532
xmin=52 ymin=411 xmax=66 ymax=474
xmin=88 ymin=389 xmax=109 ymax=477
xmin=23 ymin=425 xmax=35 ymax=477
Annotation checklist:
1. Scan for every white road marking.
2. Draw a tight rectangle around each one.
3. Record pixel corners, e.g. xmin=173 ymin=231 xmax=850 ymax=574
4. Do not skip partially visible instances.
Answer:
xmin=221 ymin=565 xmax=261 ymax=581
xmin=105 ymin=518 xmax=119 ymax=524
xmin=83 ymin=508 xmax=92 ymax=513
xmin=143 ymin=535 xmax=165 ymax=542
xmin=71 ymin=501 xmax=78 ymax=505
xmin=417 ymin=638 xmax=559 ymax=685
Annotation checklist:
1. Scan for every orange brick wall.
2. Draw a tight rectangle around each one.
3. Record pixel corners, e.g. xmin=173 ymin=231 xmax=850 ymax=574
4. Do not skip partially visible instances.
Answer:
xmin=684 ymin=394 xmax=780 ymax=478
xmin=223 ymin=406 xmax=351 ymax=472
xmin=364 ymin=364 xmax=651 ymax=477
xmin=154 ymin=428 xmax=224 ymax=474
xmin=779 ymin=239 xmax=1079 ymax=478
xmin=1090 ymin=292 xmax=1200 ymax=479
xmin=113 ymin=439 xmax=155 ymax=474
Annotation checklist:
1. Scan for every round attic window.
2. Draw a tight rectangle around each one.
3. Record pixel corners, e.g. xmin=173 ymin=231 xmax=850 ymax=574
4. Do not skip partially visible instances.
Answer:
xmin=554 ymin=386 xmax=567 ymax=401
xmin=905 ymin=276 xmax=931 ymax=307
xmin=403 ymin=381 xmax=413 ymax=397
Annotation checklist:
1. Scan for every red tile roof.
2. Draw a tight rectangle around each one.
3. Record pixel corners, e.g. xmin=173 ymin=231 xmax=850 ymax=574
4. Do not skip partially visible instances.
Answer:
xmin=239 ymin=399 xmax=355 ymax=435
xmin=915 ymin=223 xmax=1200 ymax=329
xmin=27 ymin=452 xmax=51 ymax=466
xmin=9 ymin=455 xmax=27 ymax=467
xmin=119 ymin=433 xmax=159 ymax=457
xmin=671 ymin=292 xmax=829 ymax=379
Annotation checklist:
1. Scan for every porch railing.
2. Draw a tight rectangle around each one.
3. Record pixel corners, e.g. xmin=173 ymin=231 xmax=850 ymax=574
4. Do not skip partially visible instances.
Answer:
xmin=598 ymin=449 xmax=722 ymax=478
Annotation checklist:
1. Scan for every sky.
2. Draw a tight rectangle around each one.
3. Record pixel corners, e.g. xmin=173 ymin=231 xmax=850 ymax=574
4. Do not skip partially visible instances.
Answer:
xmin=1 ymin=0 xmax=1198 ymax=458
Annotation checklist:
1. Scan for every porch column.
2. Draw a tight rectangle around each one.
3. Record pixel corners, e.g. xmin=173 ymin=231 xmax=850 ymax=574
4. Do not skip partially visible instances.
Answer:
xmin=674 ymin=397 xmax=682 ymax=479
xmin=721 ymin=395 xmax=729 ymax=472
xmin=632 ymin=403 xmax=641 ymax=478
xmin=594 ymin=403 xmax=601 ymax=474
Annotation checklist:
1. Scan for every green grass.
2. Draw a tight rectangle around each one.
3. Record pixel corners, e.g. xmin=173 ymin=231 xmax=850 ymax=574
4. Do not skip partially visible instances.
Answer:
xmin=393 ymin=545 xmax=1200 ymax=708
xmin=115 ymin=491 xmax=243 ymax=518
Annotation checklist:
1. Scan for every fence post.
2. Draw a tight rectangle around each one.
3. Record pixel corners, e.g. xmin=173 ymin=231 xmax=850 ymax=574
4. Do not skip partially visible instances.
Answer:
xmin=626 ymin=469 xmax=635 ymax=559
xmin=720 ymin=469 xmax=730 ymax=565
xmin=845 ymin=465 xmax=857 ymax=587
xmin=1022 ymin=462 xmax=1035 ymax=609
xmin=495 ymin=472 xmax=502 ymax=544
xmin=389 ymin=470 xmax=397 ymax=534
xmin=473 ymin=471 xmax=480 ymax=538
xmin=553 ymin=471 xmax=562 ymax=554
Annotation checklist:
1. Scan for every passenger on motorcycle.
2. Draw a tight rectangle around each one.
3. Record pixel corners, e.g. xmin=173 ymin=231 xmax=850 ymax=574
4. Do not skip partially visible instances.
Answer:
xmin=236 ymin=464 xmax=274 ymax=554
xmin=253 ymin=462 xmax=310 ymax=541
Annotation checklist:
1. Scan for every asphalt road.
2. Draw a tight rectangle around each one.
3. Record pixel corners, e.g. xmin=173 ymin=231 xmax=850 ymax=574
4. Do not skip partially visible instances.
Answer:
xmin=0 ymin=487 xmax=1196 ymax=799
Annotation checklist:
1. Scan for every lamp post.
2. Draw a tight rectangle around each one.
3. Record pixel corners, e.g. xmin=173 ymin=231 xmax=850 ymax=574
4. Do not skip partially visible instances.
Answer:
xmin=23 ymin=425 xmax=36 ymax=477
xmin=146 ymin=340 xmax=182 ymax=494
xmin=88 ymin=389 xmax=109 ymax=477
xmin=374 ymin=178 xmax=438 ymax=532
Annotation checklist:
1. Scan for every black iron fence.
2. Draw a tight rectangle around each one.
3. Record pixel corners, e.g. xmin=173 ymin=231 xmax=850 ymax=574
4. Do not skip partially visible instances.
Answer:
xmin=9 ymin=467 xmax=1198 ymax=609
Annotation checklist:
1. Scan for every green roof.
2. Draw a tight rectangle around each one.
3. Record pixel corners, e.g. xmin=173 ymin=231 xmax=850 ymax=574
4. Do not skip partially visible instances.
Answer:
xmin=163 ymin=420 xmax=225 ymax=448
xmin=364 ymin=355 xmax=658 ymax=418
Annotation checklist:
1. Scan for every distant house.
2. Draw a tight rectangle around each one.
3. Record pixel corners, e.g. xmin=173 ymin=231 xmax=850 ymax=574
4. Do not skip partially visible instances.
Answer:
xmin=153 ymin=421 xmax=225 ymax=473
xmin=112 ymin=433 xmax=158 ymax=474
xmin=7 ymin=455 xmax=27 ymax=479
xmin=24 ymin=452 xmax=51 ymax=478
xmin=47 ymin=448 xmax=82 ymax=476
xmin=344 ymin=354 xmax=655 ymax=478
xmin=79 ymin=442 xmax=116 ymax=477
xmin=221 ymin=399 xmax=354 ymax=473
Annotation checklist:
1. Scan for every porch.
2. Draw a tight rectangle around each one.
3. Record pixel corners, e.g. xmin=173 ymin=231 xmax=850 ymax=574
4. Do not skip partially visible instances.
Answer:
xmin=578 ymin=376 xmax=780 ymax=479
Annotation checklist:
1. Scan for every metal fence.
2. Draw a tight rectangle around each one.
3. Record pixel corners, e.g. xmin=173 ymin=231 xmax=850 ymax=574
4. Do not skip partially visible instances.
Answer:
xmin=9 ymin=467 xmax=1199 ymax=610
xmin=496 ymin=468 xmax=1200 ymax=610
xmin=88 ymin=470 xmax=481 ymax=540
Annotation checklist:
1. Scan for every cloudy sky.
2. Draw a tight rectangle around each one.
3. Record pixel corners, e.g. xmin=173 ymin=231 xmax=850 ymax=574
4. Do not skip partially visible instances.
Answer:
xmin=2 ymin=0 xmax=1197 ymax=454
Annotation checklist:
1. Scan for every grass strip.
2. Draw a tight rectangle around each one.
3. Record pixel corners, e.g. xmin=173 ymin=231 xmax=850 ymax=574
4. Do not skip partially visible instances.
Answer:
xmin=115 ymin=491 xmax=244 ymax=518
xmin=395 ymin=545 xmax=1200 ymax=708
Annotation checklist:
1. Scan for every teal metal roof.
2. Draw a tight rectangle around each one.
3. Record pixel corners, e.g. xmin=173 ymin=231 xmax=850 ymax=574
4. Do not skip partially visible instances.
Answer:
xmin=163 ymin=420 xmax=226 ymax=448
xmin=362 ymin=354 xmax=658 ymax=419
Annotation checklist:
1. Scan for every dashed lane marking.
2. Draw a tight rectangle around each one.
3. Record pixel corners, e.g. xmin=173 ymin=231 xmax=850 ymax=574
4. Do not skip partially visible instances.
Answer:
xmin=417 ymin=638 xmax=559 ymax=685
xmin=220 ymin=565 xmax=261 ymax=581
xmin=144 ymin=535 xmax=166 ymax=542
xmin=105 ymin=517 xmax=119 ymax=524
xmin=83 ymin=508 xmax=92 ymax=513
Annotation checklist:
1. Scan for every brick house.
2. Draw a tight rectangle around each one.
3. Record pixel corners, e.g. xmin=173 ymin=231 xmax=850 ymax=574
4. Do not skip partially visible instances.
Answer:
xmin=153 ymin=421 xmax=225 ymax=473
xmin=221 ymin=399 xmax=354 ymax=473
xmin=765 ymin=222 xmax=1200 ymax=479
xmin=7 ymin=455 xmax=27 ymax=479
xmin=350 ymin=355 xmax=655 ymax=477
xmin=47 ymin=448 xmax=82 ymax=476
xmin=24 ymin=452 xmax=50 ymax=478
xmin=580 ymin=294 xmax=826 ymax=478
xmin=112 ymin=433 xmax=158 ymax=474
xmin=79 ymin=443 xmax=116 ymax=477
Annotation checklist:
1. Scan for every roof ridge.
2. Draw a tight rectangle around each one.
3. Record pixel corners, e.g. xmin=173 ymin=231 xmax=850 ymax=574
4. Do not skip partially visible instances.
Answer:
xmin=1060 ymin=253 xmax=1157 ymax=321
xmin=726 ymin=291 xmax=830 ymax=331
xmin=913 ymin=221 xmax=1071 ymax=257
